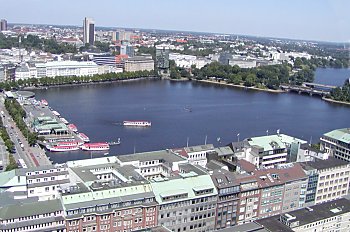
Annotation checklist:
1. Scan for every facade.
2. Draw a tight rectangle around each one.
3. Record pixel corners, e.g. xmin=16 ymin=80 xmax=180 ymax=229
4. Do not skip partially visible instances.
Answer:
xmin=124 ymin=56 xmax=154 ymax=72
xmin=151 ymin=164 xmax=218 ymax=232
xmin=256 ymin=198 xmax=350 ymax=232
xmin=92 ymin=54 xmax=117 ymax=66
xmin=0 ymin=19 xmax=7 ymax=31
xmin=0 ymin=199 xmax=66 ymax=232
xmin=320 ymin=128 xmax=350 ymax=162
xmin=120 ymin=45 xmax=135 ymax=58
xmin=63 ymin=162 xmax=158 ymax=232
xmin=36 ymin=61 xmax=98 ymax=78
xmin=156 ymin=46 xmax=170 ymax=69
xmin=172 ymin=144 xmax=215 ymax=167
xmin=83 ymin=17 xmax=95 ymax=45
xmin=300 ymin=157 xmax=350 ymax=206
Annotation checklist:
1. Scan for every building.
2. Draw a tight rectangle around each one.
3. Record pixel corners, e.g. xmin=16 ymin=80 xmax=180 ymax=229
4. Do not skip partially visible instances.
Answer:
xmin=15 ymin=63 xmax=31 ymax=80
xmin=150 ymin=164 xmax=218 ymax=232
xmin=62 ymin=162 xmax=158 ymax=232
xmin=320 ymin=128 xmax=350 ymax=162
xmin=156 ymin=46 xmax=170 ymax=69
xmin=92 ymin=54 xmax=117 ymax=66
xmin=124 ymin=56 xmax=154 ymax=72
xmin=293 ymin=143 xmax=328 ymax=163
xmin=256 ymin=198 xmax=350 ymax=232
xmin=0 ymin=19 xmax=7 ymax=31
xmin=0 ymin=199 xmax=66 ymax=232
xmin=300 ymin=157 xmax=350 ymax=206
xmin=83 ymin=17 xmax=95 ymax=45
xmin=120 ymin=45 xmax=135 ymax=58
xmin=36 ymin=61 xmax=98 ymax=78
xmin=238 ymin=134 xmax=307 ymax=168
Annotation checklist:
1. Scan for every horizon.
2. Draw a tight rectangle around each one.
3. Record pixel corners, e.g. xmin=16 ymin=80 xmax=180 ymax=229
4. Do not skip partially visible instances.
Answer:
xmin=1 ymin=0 xmax=349 ymax=43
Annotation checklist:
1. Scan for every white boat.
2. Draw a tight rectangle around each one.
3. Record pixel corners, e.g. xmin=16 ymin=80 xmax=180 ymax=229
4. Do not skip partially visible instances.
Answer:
xmin=57 ymin=141 xmax=84 ymax=146
xmin=68 ymin=124 xmax=78 ymax=132
xmin=77 ymin=133 xmax=90 ymax=142
xmin=123 ymin=120 xmax=151 ymax=127
xmin=80 ymin=143 xmax=109 ymax=151
xmin=47 ymin=145 xmax=79 ymax=152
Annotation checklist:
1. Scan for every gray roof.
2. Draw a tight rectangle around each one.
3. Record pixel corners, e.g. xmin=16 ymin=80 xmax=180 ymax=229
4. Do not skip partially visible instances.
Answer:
xmin=257 ymin=198 xmax=350 ymax=231
xmin=0 ymin=216 xmax=65 ymax=230
xmin=0 ymin=199 xmax=63 ymax=220
xmin=216 ymin=222 xmax=269 ymax=232
xmin=206 ymin=160 xmax=227 ymax=170
xmin=214 ymin=146 xmax=234 ymax=156
xmin=117 ymin=150 xmax=186 ymax=163
xmin=299 ymin=156 xmax=349 ymax=170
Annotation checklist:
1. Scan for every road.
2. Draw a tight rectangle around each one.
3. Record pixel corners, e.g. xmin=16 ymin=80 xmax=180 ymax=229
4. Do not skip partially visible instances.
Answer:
xmin=0 ymin=95 xmax=52 ymax=168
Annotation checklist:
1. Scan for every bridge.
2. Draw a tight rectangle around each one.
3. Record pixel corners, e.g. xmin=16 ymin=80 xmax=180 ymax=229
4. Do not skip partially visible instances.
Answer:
xmin=303 ymin=82 xmax=337 ymax=90
xmin=280 ymin=84 xmax=332 ymax=97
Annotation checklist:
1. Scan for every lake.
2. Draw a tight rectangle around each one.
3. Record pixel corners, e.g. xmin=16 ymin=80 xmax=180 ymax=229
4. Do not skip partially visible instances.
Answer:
xmin=32 ymin=68 xmax=350 ymax=164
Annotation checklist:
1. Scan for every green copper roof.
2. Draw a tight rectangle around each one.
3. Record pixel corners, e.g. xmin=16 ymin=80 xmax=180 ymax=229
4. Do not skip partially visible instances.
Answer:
xmin=324 ymin=128 xmax=350 ymax=144
xmin=247 ymin=134 xmax=306 ymax=151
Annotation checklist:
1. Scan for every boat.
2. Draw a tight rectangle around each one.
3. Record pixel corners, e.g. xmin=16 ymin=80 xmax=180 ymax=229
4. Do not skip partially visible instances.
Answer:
xmin=184 ymin=106 xmax=192 ymax=112
xmin=123 ymin=120 xmax=151 ymax=127
xmin=57 ymin=141 xmax=84 ymax=146
xmin=60 ymin=117 xmax=69 ymax=124
xmin=80 ymin=142 xmax=109 ymax=151
xmin=41 ymin=99 xmax=48 ymax=106
xmin=47 ymin=145 xmax=79 ymax=152
xmin=68 ymin=124 xmax=78 ymax=132
xmin=77 ymin=133 xmax=90 ymax=142
xmin=108 ymin=138 xmax=121 ymax=145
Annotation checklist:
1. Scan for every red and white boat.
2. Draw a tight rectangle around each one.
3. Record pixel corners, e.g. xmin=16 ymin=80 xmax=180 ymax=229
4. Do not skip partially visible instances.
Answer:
xmin=57 ymin=141 xmax=84 ymax=147
xmin=47 ymin=145 xmax=79 ymax=152
xmin=80 ymin=143 xmax=109 ymax=151
xmin=77 ymin=133 xmax=90 ymax=142
xmin=41 ymin=99 xmax=48 ymax=106
xmin=68 ymin=124 xmax=78 ymax=132
xmin=123 ymin=120 xmax=152 ymax=127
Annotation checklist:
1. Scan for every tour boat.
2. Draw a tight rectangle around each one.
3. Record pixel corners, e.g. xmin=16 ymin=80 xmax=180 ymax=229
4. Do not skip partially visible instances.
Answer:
xmin=77 ymin=132 xmax=90 ymax=143
xmin=60 ymin=117 xmax=69 ymax=124
xmin=47 ymin=145 xmax=79 ymax=152
xmin=57 ymin=141 xmax=84 ymax=147
xmin=80 ymin=142 xmax=110 ymax=151
xmin=123 ymin=120 xmax=152 ymax=127
xmin=68 ymin=124 xmax=78 ymax=132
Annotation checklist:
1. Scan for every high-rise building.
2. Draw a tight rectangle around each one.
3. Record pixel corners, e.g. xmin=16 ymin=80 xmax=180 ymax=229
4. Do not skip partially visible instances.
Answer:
xmin=0 ymin=19 xmax=7 ymax=31
xmin=120 ymin=45 xmax=135 ymax=57
xmin=156 ymin=46 xmax=170 ymax=69
xmin=83 ymin=17 xmax=95 ymax=45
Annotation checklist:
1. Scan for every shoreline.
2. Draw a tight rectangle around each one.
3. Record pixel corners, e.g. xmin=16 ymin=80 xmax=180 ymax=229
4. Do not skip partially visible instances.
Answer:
xmin=195 ymin=79 xmax=285 ymax=93
xmin=322 ymin=97 xmax=350 ymax=106
xmin=23 ymin=76 xmax=160 ymax=90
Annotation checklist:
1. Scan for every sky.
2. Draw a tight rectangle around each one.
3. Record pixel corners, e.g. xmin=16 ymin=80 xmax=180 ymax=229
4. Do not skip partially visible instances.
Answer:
xmin=1 ymin=0 xmax=350 ymax=42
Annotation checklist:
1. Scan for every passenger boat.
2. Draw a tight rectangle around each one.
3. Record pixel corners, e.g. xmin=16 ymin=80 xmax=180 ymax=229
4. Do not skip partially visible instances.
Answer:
xmin=77 ymin=133 xmax=90 ymax=142
xmin=80 ymin=142 xmax=110 ymax=151
xmin=60 ymin=117 xmax=69 ymax=124
xmin=57 ymin=141 xmax=84 ymax=146
xmin=123 ymin=120 xmax=151 ymax=127
xmin=47 ymin=145 xmax=79 ymax=152
xmin=68 ymin=124 xmax=78 ymax=132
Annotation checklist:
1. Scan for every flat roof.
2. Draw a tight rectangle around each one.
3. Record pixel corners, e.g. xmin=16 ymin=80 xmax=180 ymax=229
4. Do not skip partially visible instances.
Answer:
xmin=247 ymin=134 xmax=306 ymax=151
xmin=324 ymin=128 xmax=350 ymax=144
xmin=184 ymin=144 xmax=214 ymax=153
xmin=117 ymin=150 xmax=186 ymax=163
xmin=299 ymin=156 xmax=349 ymax=170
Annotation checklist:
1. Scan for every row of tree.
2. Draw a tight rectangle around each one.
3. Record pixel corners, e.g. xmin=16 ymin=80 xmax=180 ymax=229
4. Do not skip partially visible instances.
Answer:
xmin=0 ymin=34 xmax=77 ymax=54
xmin=4 ymin=99 xmax=38 ymax=146
xmin=0 ymin=115 xmax=15 ymax=152
xmin=330 ymin=81 xmax=350 ymax=103
xmin=0 ymin=70 xmax=158 ymax=90
xmin=6 ymin=154 xmax=18 ymax=171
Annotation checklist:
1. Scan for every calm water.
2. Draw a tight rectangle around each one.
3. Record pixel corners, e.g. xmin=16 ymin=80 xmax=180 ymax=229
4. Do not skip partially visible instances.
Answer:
xmin=32 ymin=68 xmax=350 ymax=164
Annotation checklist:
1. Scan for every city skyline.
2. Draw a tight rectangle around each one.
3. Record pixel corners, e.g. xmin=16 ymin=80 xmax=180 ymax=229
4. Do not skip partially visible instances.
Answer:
xmin=2 ymin=0 xmax=350 ymax=43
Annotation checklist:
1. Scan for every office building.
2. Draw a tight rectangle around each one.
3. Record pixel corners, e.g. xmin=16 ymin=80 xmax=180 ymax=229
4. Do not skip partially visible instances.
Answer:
xmin=156 ymin=46 xmax=170 ymax=69
xmin=0 ymin=19 xmax=7 ymax=31
xmin=92 ymin=54 xmax=117 ymax=66
xmin=300 ymin=157 xmax=350 ymax=206
xmin=124 ymin=56 xmax=154 ymax=72
xmin=36 ymin=61 xmax=98 ymax=78
xmin=256 ymin=198 xmax=350 ymax=232
xmin=320 ymin=128 xmax=350 ymax=162
xmin=0 ymin=199 xmax=66 ymax=232
xmin=83 ymin=17 xmax=95 ymax=45
xmin=120 ymin=45 xmax=135 ymax=58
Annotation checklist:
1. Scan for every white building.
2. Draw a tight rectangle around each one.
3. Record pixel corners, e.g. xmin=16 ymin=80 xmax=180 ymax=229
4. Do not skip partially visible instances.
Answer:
xmin=320 ymin=128 xmax=350 ymax=162
xmin=124 ymin=56 xmax=154 ymax=72
xmin=172 ymin=144 xmax=215 ymax=167
xmin=36 ymin=61 xmax=98 ymax=78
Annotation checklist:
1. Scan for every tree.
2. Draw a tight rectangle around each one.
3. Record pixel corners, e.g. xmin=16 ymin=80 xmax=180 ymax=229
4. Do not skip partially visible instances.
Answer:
xmin=5 ymin=154 xmax=18 ymax=171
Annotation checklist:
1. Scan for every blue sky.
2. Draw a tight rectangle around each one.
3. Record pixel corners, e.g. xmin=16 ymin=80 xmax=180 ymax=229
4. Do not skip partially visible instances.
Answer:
xmin=2 ymin=0 xmax=349 ymax=42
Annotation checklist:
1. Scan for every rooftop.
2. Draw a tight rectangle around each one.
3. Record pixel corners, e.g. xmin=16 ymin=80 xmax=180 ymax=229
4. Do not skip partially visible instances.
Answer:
xmin=323 ymin=128 xmax=350 ymax=144
xmin=184 ymin=144 xmax=214 ymax=153
xmin=257 ymin=198 xmax=350 ymax=230
xmin=299 ymin=156 xmax=349 ymax=171
xmin=117 ymin=149 xmax=186 ymax=163
xmin=246 ymin=134 xmax=306 ymax=151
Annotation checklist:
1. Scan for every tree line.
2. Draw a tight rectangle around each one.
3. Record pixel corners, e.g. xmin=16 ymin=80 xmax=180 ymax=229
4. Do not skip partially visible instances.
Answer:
xmin=329 ymin=81 xmax=350 ymax=103
xmin=0 ymin=114 xmax=15 ymax=152
xmin=5 ymin=99 xmax=38 ymax=146
xmin=0 ymin=70 xmax=158 ymax=90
